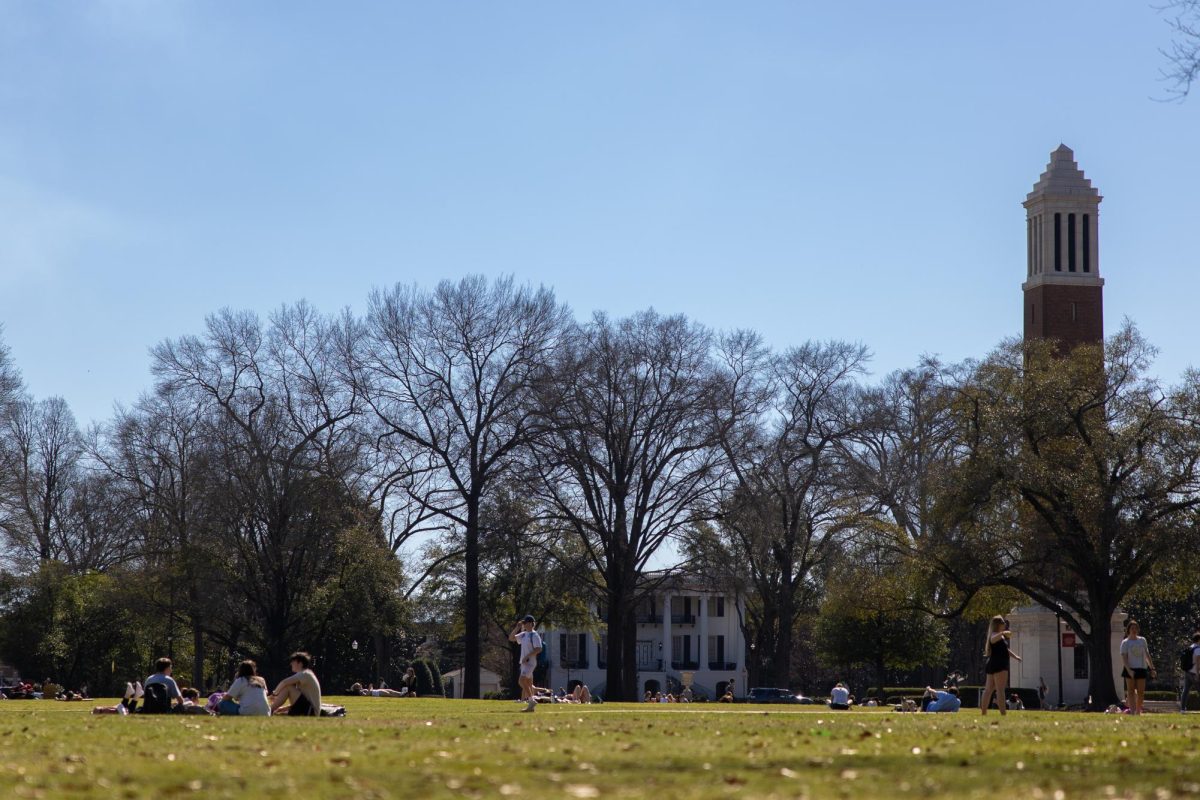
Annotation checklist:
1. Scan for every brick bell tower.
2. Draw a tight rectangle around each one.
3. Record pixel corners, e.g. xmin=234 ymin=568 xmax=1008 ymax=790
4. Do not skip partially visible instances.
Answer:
xmin=1023 ymin=144 xmax=1104 ymax=346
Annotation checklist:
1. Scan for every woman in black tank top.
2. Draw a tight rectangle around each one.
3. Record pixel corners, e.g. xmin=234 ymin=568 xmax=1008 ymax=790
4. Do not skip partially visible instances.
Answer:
xmin=980 ymin=615 xmax=1023 ymax=715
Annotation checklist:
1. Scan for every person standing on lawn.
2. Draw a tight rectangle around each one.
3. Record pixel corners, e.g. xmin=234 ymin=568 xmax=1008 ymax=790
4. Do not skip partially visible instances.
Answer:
xmin=1120 ymin=620 xmax=1155 ymax=715
xmin=1182 ymin=632 xmax=1200 ymax=713
xmin=1120 ymin=621 xmax=1156 ymax=715
xmin=980 ymin=616 xmax=1022 ymax=715
xmin=509 ymin=614 xmax=542 ymax=713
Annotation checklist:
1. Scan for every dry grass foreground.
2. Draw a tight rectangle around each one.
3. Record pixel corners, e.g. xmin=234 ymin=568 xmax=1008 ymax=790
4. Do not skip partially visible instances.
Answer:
xmin=1 ymin=697 xmax=1199 ymax=799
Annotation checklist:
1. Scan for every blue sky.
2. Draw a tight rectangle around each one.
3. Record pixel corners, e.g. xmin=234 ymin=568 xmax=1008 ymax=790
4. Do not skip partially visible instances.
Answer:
xmin=2 ymin=1 xmax=1198 ymax=425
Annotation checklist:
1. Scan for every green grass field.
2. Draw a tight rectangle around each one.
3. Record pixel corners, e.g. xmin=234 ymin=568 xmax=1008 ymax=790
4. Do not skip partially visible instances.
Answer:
xmin=2 ymin=698 xmax=1199 ymax=799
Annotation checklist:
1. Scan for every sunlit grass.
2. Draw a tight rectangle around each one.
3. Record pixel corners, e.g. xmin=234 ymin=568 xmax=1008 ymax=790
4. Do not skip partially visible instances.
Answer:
xmin=1 ymin=698 xmax=1198 ymax=798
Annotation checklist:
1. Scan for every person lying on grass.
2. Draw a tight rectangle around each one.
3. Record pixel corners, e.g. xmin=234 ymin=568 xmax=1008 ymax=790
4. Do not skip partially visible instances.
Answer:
xmin=920 ymin=686 xmax=961 ymax=713
xmin=350 ymin=682 xmax=407 ymax=698
xmin=269 ymin=652 xmax=322 ymax=716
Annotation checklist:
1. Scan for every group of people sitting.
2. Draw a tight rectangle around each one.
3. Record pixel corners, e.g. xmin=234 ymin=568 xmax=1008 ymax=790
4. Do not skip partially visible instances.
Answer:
xmin=643 ymin=687 xmax=694 ymax=703
xmin=93 ymin=652 xmax=335 ymax=717
xmin=1 ymin=679 xmax=88 ymax=701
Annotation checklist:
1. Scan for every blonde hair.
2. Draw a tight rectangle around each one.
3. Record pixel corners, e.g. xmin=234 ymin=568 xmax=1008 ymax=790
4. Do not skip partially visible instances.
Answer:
xmin=984 ymin=615 xmax=1006 ymax=659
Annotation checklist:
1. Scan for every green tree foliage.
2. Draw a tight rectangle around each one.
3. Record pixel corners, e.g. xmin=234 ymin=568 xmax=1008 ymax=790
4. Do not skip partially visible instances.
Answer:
xmin=813 ymin=558 xmax=949 ymax=695
xmin=930 ymin=325 xmax=1200 ymax=708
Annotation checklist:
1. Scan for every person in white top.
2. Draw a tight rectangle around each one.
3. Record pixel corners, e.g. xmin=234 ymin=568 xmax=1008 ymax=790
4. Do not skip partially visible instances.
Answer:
xmin=1120 ymin=620 xmax=1156 ymax=715
xmin=1182 ymin=632 xmax=1200 ymax=713
xmin=829 ymin=683 xmax=851 ymax=710
xmin=509 ymin=615 xmax=543 ymax=713
xmin=219 ymin=660 xmax=272 ymax=716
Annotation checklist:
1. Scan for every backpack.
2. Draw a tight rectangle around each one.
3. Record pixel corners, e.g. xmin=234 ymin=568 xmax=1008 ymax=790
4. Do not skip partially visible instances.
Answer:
xmin=1182 ymin=645 xmax=1198 ymax=673
xmin=140 ymin=681 xmax=173 ymax=714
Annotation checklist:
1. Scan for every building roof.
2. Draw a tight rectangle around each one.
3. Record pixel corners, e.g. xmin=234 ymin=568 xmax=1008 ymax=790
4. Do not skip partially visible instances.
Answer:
xmin=1026 ymin=144 xmax=1100 ymax=202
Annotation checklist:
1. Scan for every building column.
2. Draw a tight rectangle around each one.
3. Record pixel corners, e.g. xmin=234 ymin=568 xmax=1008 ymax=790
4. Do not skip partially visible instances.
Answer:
xmin=662 ymin=592 xmax=672 ymax=672
xmin=698 ymin=595 xmax=709 ymax=669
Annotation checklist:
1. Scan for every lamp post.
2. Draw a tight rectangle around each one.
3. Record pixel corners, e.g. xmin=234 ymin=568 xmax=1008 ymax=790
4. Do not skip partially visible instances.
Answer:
xmin=1055 ymin=608 xmax=1065 ymax=709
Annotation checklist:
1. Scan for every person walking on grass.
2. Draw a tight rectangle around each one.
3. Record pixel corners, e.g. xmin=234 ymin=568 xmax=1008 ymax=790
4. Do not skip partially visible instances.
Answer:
xmin=509 ymin=614 xmax=542 ymax=713
xmin=1121 ymin=621 xmax=1156 ymax=715
xmin=980 ymin=616 xmax=1022 ymax=715
xmin=1181 ymin=632 xmax=1200 ymax=713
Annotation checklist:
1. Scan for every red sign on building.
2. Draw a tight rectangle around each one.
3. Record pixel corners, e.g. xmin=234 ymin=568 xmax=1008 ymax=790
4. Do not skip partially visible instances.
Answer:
xmin=1062 ymin=632 xmax=1076 ymax=648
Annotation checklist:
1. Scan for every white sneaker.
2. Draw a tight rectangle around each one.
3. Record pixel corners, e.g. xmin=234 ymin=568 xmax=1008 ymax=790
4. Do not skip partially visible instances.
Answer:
xmin=134 ymin=682 xmax=144 ymax=699
xmin=123 ymin=682 xmax=134 ymax=701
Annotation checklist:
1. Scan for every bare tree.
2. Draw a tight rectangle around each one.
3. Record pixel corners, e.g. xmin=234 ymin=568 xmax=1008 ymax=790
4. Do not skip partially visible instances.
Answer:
xmin=151 ymin=303 xmax=368 ymax=675
xmin=702 ymin=337 xmax=868 ymax=687
xmin=97 ymin=390 xmax=219 ymax=686
xmin=0 ymin=397 xmax=84 ymax=566
xmin=352 ymin=276 xmax=570 ymax=698
xmin=1160 ymin=0 xmax=1200 ymax=99
xmin=532 ymin=311 xmax=725 ymax=701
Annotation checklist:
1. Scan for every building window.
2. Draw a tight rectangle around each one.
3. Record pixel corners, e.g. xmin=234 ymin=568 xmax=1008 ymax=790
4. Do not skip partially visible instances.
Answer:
xmin=1027 ymin=217 xmax=1033 ymax=276
xmin=708 ymin=635 xmax=726 ymax=668
xmin=1083 ymin=214 xmax=1091 ymax=272
xmin=559 ymin=633 xmax=587 ymax=668
xmin=1068 ymin=213 xmax=1076 ymax=271
xmin=707 ymin=596 xmax=725 ymax=617
xmin=671 ymin=635 xmax=695 ymax=668
xmin=1073 ymin=644 xmax=1089 ymax=680
xmin=1054 ymin=213 xmax=1062 ymax=271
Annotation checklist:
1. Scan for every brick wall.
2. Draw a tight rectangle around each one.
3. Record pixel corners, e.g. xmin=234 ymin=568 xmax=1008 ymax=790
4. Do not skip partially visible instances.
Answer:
xmin=1024 ymin=284 xmax=1103 ymax=347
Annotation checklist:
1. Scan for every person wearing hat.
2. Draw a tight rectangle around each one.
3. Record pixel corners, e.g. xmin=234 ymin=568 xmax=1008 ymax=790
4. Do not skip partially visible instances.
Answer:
xmin=509 ymin=615 xmax=543 ymax=712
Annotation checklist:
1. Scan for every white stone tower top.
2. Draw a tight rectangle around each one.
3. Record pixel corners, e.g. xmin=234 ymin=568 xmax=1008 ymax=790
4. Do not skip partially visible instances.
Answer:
xmin=1022 ymin=144 xmax=1103 ymax=287
xmin=1026 ymin=144 xmax=1101 ymax=202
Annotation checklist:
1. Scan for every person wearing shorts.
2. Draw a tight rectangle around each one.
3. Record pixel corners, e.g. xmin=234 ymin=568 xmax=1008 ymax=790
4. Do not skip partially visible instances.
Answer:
xmin=270 ymin=652 xmax=322 ymax=716
xmin=980 ymin=616 xmax=1022 ymax=715
xmin=1120 ymin=621 xmax=1156 ymax=715
xmin=509 ymin=615 xmax=542 ymax=713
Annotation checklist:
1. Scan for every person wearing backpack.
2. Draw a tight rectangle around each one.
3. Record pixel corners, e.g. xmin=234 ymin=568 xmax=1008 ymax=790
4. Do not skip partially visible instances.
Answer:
xmin=141 ymin=657 xmax=184 ymax=714
xmin=1181 ymin=632 xmax=1200 ymax=713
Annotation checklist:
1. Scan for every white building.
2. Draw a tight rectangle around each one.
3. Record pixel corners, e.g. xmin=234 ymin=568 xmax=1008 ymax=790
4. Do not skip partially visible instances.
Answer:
xmin=543 ymin=577 xmax=748 ymax=700
xmin=443 ymin=667 xmax=502 ymax=699
xmin=1006 ymin=604 xmax=1127 ymax=707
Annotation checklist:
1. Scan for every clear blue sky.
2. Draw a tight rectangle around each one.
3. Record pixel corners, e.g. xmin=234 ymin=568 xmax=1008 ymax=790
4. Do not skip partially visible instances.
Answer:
xmin=2 ymin=1 xmax=1198 ymax=425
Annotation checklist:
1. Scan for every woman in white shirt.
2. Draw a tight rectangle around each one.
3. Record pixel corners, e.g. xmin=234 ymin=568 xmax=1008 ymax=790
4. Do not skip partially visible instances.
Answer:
xmin=1120 ymin=620 xmax=1156 ymax=715
xmin=219 ymin=660 xmax=272 ymax=716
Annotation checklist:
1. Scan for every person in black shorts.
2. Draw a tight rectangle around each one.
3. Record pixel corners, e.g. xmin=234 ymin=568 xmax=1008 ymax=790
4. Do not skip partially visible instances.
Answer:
xmin=980 ymin=615 xmax=1022 ymax=715
xmin=1120 ymin=620 xmax=1156 ymax=715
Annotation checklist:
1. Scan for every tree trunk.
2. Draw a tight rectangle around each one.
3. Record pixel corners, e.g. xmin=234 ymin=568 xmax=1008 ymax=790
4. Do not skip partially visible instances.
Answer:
xmin=463 ymin=494 xmax=481 ymax=699
xmin=191 ymin=623 xmax=205 ymax=689
xmin=1085 ymin=601 xmax=1119 ymax=709
xmin=773 ymin=583 xmax=795 ymax=687
xmin=509 ymin=641 xmax=522 ymax=699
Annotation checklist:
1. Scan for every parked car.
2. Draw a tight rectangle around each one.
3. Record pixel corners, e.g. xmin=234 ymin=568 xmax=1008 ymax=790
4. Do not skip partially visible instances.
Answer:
xmin=747 ymin=687 xmax=803 ymax=704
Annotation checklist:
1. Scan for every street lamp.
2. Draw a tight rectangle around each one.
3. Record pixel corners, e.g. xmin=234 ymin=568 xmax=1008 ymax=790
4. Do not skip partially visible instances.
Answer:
xmin=1055 ymin=607 xmax=1065 ymax=709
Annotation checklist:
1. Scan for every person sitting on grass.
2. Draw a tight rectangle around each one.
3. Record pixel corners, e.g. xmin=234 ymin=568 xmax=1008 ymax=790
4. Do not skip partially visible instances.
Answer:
xmin=718 ymin=689 xmax=734 ymax=703
xmin=143 ymin=657 xmax=185 ymax=713
xmin=219 ymin=660 xmax=272 ymax=716
xmin=350 ymin=682 xmax=407 ymax=698
xmin=829 ymin=683 xmax=851 ymax=710
xmin=644 ymin=690 xmax=653 ymax=703
xmin=400 ymin=667 xmax=418 ymax=697
xmin=1006 ymin=693 xmax=1025 ymax=710
xmin=920 ymin=686 xmax=961 ymax=713
xmin=270 ymin=652 xmax=322 ymax=717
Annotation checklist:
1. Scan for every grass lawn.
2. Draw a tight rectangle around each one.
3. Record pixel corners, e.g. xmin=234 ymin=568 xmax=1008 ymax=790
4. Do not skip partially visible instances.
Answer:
xmin=2 ymin=699 xmax=1199 ymax=799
